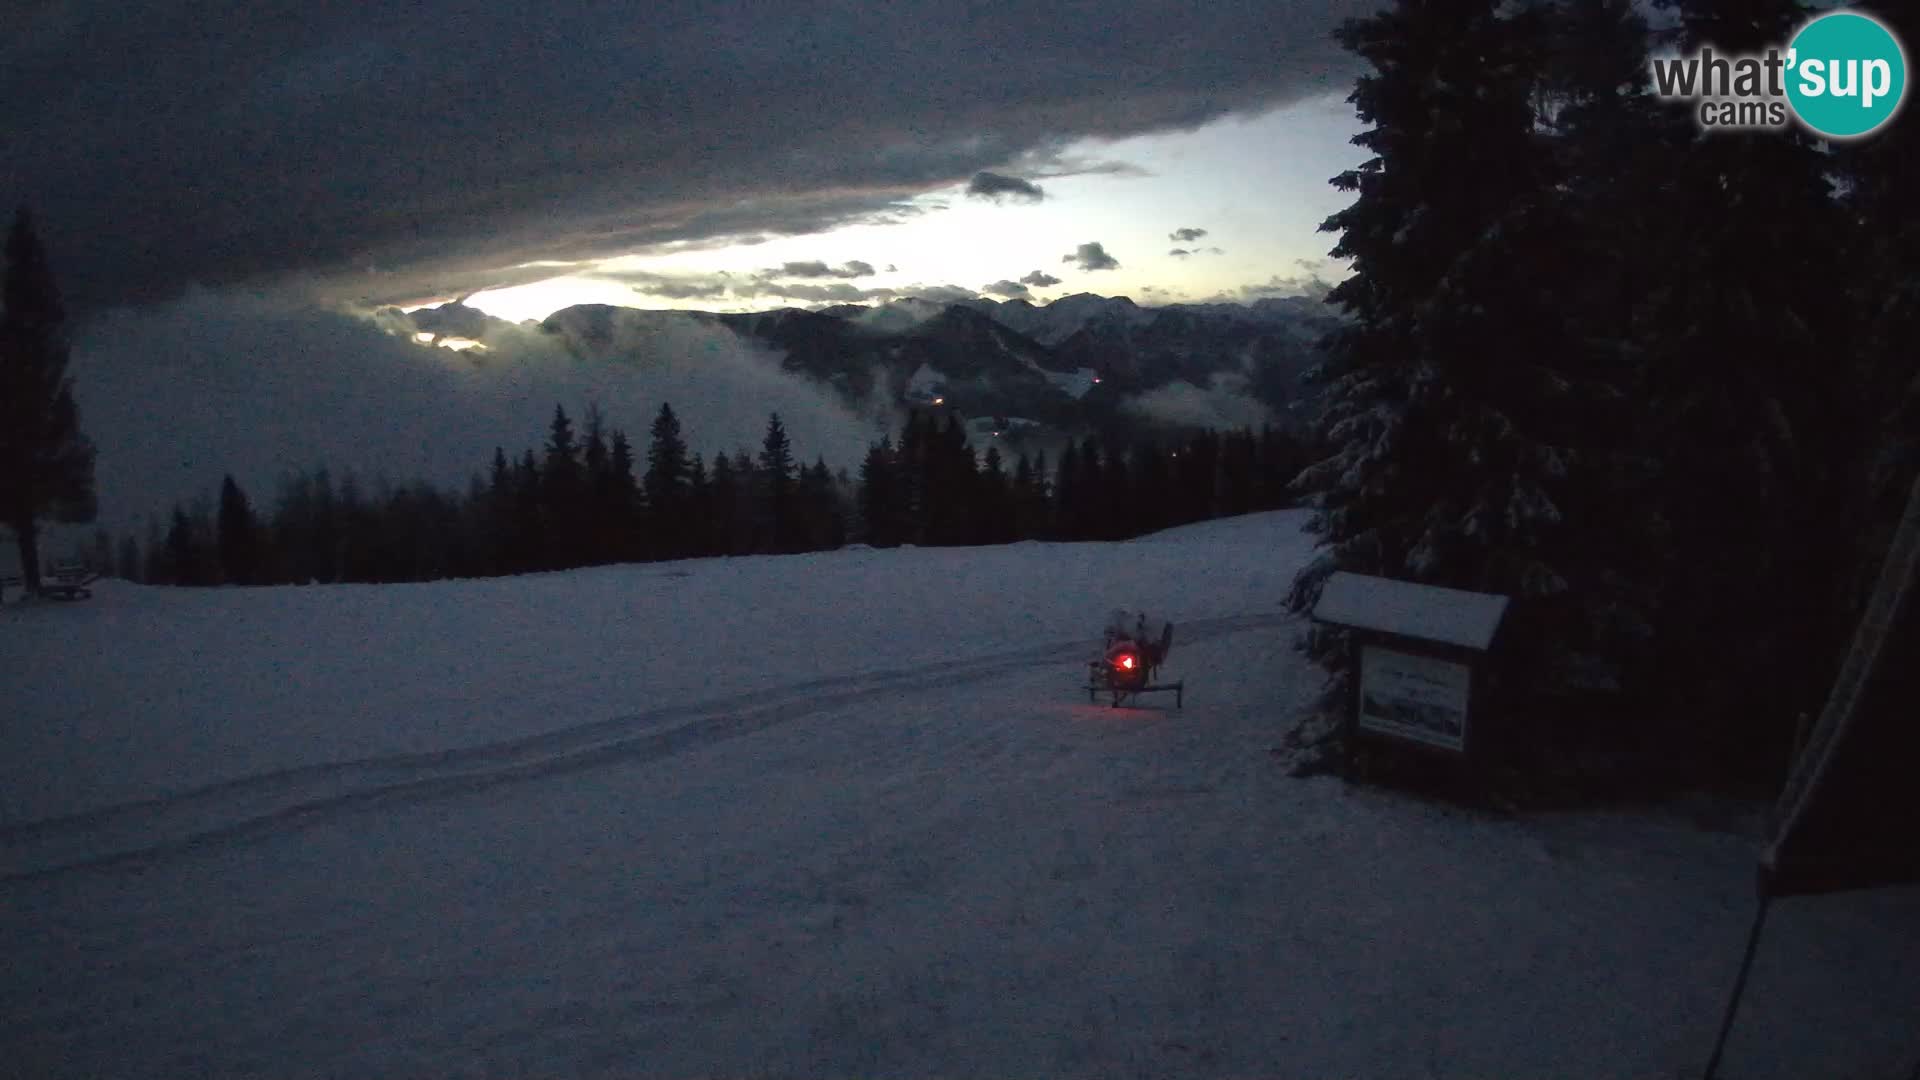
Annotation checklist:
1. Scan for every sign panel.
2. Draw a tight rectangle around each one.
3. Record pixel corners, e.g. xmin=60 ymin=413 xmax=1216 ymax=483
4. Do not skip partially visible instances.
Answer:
xmin=1357 ymin=644 xmax=1471 ymax=753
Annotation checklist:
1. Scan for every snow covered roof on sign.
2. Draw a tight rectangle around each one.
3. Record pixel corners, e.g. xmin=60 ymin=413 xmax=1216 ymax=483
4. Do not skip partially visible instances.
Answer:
xmin=1311 ymin=571 xmax=1509 ymax=651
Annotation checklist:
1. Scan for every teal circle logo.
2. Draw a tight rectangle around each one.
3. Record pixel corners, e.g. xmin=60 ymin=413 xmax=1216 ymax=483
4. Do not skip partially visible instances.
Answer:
xmin=1785 ymin=11 xmax=1908 ymax=139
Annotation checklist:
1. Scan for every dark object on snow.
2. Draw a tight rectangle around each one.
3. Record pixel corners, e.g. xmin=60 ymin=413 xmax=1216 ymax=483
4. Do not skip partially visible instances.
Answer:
xmin=1086 ymin=613 xmax=1181 ymax=709
xmin=40 ymin=560 xmax=97 ymax=600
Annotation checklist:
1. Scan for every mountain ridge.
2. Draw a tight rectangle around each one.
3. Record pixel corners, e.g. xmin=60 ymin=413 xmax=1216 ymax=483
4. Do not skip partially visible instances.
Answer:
xmin=397 ymin=291 xmax=1342 ymax=438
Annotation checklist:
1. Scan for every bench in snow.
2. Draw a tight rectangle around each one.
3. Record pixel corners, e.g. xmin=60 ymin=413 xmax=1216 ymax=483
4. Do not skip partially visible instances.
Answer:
xmin=3 ymin=564 xmax=101 ymax=602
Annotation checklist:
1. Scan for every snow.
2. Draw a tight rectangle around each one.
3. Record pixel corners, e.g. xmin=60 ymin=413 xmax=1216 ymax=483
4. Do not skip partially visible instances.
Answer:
xmin=2 ymin=510 xmax=1916 ymax=1078
xmin=1312 ymin=570 xmax=1511 ymax=651
xmin=1039 ymin=365 xmax=1101 ymax=399
xmin=905 ymin=362 xmax=945 ymax=400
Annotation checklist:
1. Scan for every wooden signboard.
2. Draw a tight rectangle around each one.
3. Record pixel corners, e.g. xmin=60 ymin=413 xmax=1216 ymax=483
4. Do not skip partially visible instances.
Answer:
xmin=1311 ymin=571 xmax=1509 ymax=758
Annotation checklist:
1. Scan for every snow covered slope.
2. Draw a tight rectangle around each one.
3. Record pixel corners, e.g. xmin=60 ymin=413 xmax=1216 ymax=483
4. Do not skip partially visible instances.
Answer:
xmin=1 ymin=511 xmax=1914 ymax=1078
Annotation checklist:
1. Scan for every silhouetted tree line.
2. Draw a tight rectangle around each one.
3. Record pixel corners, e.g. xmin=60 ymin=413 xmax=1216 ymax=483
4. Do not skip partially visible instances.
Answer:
xmin=1285 ymin=0 xmax=1920 ymax=793
xmin=117 ymin=403 xmax=1314 ymax=586
xmin=123 ymin=404 xmax=853 ymax=586
xmin=855 ymin=411 xmax=1314 ymax=548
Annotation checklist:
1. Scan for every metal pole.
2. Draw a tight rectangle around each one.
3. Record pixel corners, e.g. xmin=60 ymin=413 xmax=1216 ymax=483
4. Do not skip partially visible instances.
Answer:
xmin=1703 ymin=891 xmax=1774 ymax=1080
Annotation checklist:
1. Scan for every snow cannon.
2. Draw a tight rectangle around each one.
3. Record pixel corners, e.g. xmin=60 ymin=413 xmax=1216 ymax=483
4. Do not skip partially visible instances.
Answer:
xmin=1087 ymin=610 xmax=1182 ymax=709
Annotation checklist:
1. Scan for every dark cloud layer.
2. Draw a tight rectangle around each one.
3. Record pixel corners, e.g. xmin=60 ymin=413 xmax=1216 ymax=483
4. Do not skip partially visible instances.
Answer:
xmin=1062 ymin=242 xmax=1120 ymax=272
xmin=966 ymin=172 xmax=1046 ymax=202
xmin=1019 ymin=270 xmax=1061 ymax=287
xmin=983 ymin=279 xmax=1030 ymax=298
xmin=1 ymin=1 xmax=1368 ymax=312
xmin=1169 ymin=227 xmax=1208 ymax=242
xmin=761 ymin=260 xmax=877 ymax=280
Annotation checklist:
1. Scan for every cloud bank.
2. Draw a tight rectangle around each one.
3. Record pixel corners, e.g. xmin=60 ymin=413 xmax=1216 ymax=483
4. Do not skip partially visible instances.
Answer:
xmin=68 ymin=291 xmax=887 ymax=534
xmin=1122 ymin=372 xmax=1275 ymax=431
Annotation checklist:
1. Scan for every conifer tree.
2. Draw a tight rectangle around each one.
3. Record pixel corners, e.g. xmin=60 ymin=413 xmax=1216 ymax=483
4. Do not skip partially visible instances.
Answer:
xmin=1010 ymin=451 xmax=1036 ymax=540
xmin=1286 ymin=0 xmax=1608 ymax=722
xmin=1098 ymin=441 xmax=1132 ymax=540
xmin=897 ymin=411 xmax=929 ymax=543
xmin=1633 ymin=0 xmax=1864 ymax=765
xmin=164 ymin=505 xmax=195 ymax=586
xmin=920 ymin=414 xmax=976 ymax=546
xmin=708 ymin=452 xmax=739 ymax=556
xmin=1075 ymin=437 xmax=1104 ymax=541
xmin=0 ymin=208 xmax=96 ymax=593
xmin=608 ymin=428 xmax=640 ymax=561
xmin=483 ymin=448 xmax=513 ymax=575
xmin=144 ymin=517 xmax=167 ymax=585
xmin=1025 ymin=449 xmax=1052 ymax=539
xmin=314 ymin=469 xmax=341 ymax=584
xmin=1132 ymin=441 xmax=1173 ymax=535
xmin=977 ymin=445 xmax=1014 ymax=545
xmin=859 ymin=436 xmax=902 ymax=546
xmin=1053 ymin=442 xmax=1080 ymax=540
xmin=795 ymin=457 xmax=837 ymax=551
xmin=1172 ymin=433 xmax=1217 ymax=526
xmin=1220 ymin=431 xmax=1256 ymax=518
xmin=582 ymin=405 xmax=612 ymax=564
xmin=116 ymin=532 xmax=141 ymax=583
xmin=645 ymin=403 xmax=691 ymax=558
xmin=217 ymin=474 xmax=261 ymax=586
xmin=759 ymin=412 xmax=795 ymax=552
xmin=730 ymin=448 xmax=757 ymax=553
xmin=542 ymin=404 xmax=584 ymax=567
xmin=686 ymin=452 xmax=711 ymax=557
xmin=514 ymin=448 xmax=543 ymax=570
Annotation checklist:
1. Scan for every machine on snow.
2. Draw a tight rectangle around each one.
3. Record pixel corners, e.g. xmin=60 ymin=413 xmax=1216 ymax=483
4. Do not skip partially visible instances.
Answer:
xmin=1086 ymin=609 xmax=1182 ymax=709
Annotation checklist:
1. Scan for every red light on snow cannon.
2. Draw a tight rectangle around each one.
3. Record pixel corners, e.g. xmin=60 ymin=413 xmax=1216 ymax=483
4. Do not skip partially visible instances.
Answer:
xmin=1116 ymin=653 xmax=1136 ymax=671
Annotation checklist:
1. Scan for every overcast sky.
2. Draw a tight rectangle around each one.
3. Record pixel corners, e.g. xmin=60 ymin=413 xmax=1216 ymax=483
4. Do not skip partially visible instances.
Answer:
xmin=5 ymin=1 xmax=1385 ymax=538
xmin=6 ymin=0 xmax=1373 ymax=321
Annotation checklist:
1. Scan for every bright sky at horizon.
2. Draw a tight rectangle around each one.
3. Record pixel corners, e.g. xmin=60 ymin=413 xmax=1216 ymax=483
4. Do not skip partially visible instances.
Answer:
xmin=457 ymin=94 xmax=1362 ymax=324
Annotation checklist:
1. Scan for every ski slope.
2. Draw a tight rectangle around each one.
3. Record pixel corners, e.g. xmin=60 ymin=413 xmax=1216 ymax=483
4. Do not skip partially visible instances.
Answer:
xmin=2 ymin=511 xmax=1915 ymax=1078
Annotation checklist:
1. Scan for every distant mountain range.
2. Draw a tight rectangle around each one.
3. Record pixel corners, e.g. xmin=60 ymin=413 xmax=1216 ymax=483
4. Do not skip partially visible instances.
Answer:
xmin=402 ymin=292 xmax=1342 ymax=439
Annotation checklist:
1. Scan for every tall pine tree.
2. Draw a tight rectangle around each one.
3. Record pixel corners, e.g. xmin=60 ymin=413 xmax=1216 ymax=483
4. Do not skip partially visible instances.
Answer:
xmin=542 ymin=405 xmax=584 ymax=568
xmin=1634 ymin=0 xmax=1863 ymax=773
xmin=758 ymin=412 xmax=795 ymax=553
xmin=0 ymin=208 xmax=96 ymax=593
xmin=216 ymin=474 xmax=261 ymax=586
xmin=859 ymin=435 xmax=902 ymax=547
xmin=1287 ymin=0 xmax=1613 ymax=734
xmin=645 ymin=403 xmax=692 ymax=559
